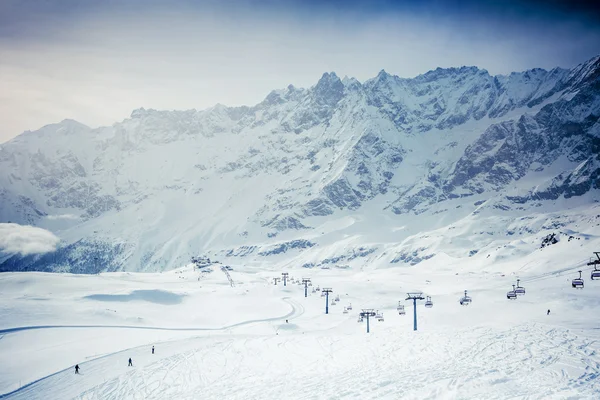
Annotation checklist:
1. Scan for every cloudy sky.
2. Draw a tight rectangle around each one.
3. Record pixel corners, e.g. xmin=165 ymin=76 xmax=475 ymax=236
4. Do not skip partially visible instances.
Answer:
xmin=0 ymin=0 xmax=599 ymax=143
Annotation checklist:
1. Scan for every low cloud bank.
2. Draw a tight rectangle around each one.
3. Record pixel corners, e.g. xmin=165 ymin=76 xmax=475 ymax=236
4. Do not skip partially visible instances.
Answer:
xmin=0 ymin=223 xmax=60 ymax=255
xmin=46 ymin=214 xmax=80 ymax=221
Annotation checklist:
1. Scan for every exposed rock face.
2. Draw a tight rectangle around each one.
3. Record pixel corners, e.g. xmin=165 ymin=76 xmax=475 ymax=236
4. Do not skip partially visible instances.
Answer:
xmin=1 ymin=55 xmax=599 ymax=272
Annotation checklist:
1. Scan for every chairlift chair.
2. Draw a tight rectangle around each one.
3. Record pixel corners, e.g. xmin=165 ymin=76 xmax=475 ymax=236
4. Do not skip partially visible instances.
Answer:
xmin=343 ymin=307 xmax=348 ymax=314
xmin=375 ymin=310 xmax=383 ymax=319
xmin=515 ymin=279 xmax=526 ymax=295
xmin=312 ymin=288 xmax=316 ymax=293
xmin=572 ymin=270 xmax=584 ymax=289
xmin=507 ymin=284 xmax=517 ymax=300
xmin=316 ymin=286 xmax=321 ymax=291
xmin=331 ymin=300 xmax=336 ymax=305
xmin=357 ymin=316 xmax=363 ymax=323
xmin=425 ymin=296 xmax=433 ymax=308
xmin=334 ymin=295 xmax=340 ymax=302
xmin=588 ymin=253 xmax=600 ymax=280
xmin=397 ymin=302 xmax=406 ymax=315
xmin=459 ymin=290 xmax=472 ymax=305
xmin=378 ymin=312 xmax=385 ymax=322
xmin=347 ymin=303 xmax=353 ymax=310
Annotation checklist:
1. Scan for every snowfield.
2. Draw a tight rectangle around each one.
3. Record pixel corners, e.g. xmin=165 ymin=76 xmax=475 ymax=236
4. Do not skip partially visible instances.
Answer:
xmin=1 ymin=230 xmax=600 ymax=399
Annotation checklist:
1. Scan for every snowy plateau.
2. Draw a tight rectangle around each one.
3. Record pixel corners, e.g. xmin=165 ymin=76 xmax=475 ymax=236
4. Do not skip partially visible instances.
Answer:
xmin=0 ymin=55 xmax=600 ymax=399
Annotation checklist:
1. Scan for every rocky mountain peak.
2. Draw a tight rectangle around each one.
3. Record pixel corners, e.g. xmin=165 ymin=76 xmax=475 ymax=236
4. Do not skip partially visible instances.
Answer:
xmin=313 ymin=72 xmax=344 ymax=106
xmin=1 ymin=54 xmax=599 ymax=273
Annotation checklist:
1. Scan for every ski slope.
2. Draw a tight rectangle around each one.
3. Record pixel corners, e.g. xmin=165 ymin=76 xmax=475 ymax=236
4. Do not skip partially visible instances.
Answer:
xmin=1 ymin=235 xmax=600 ymax=399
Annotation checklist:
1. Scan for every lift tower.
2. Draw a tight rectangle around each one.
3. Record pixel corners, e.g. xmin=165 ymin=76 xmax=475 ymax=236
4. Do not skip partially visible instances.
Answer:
xmin=301 ymin=278 xmax=311 ymax=298
xmin=406 ymin=292 xmax=425 ymax=331
xmin=360 ymin=309 xmax=377 ymax=333
xmin=281 ymin=272 xmax=289 ymax=286
xmin=322 ymin=288 xmax=333 ymax=314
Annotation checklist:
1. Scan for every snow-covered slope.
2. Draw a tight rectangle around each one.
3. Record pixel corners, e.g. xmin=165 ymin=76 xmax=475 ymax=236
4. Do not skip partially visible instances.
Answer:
xmin=1 ymin=55 xmax=599 ymax=272
xmin=1 ymin=228 xmax=600 ymax=399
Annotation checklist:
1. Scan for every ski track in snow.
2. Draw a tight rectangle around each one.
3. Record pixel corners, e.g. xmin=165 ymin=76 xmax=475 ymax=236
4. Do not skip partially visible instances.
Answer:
xmin=5 ymin=324 xmax=599 ymax=400
xmin=0 ymin=297 xmax=301 ymax=336
xmin=0 ymin=297 xmax=303 ymax=399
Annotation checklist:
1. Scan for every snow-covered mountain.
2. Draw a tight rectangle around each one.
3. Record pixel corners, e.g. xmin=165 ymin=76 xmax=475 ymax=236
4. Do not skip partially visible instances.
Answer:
xmin=1 ymin=55 xmax=599 ymax=273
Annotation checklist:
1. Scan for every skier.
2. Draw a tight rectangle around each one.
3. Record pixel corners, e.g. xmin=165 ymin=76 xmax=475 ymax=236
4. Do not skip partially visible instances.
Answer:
xmin=152 ymin=346 xmax=155 ymax=354
xmin=75 ymin=364 xmax=80 ymax=374
xmin=128 ymin=358 xmax=133 ymax=367
xmin=547 ymin=309 xmax=550 ymax=315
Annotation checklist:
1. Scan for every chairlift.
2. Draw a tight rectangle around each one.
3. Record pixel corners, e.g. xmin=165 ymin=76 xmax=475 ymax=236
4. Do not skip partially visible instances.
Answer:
xmin=397 ymin=301 xmax=406 ymax=315
xmin=375 ymin=310 xmax=383 ymax=319
xmin=347 ymin=303 xmax=353 ymax=310
xmin=316 ymin=286 xmax=321 ymax=291
xmin=507 ymin=284 xmax=517 ymax=300
xmin=515 ymin=279 xmax=526 ymax=295
xmin=334 ymin=295 xmax=340 ymax=302
xmin=425 ymin=296 xmax=433 ymax=308
xmin=378 ymin=312 xmax=385 ymax=322
xmin=589 ymin=253 xmax=600 ymax=280
xmin=459 ymin=290 xmax=472 ymax=305
xmin=357 ymin=316 xmax=363 ymax=323
xmin=343 ymin=307 xmax=348 ymax=314
xmin=572 ymin=270 xmax=584 ymax=289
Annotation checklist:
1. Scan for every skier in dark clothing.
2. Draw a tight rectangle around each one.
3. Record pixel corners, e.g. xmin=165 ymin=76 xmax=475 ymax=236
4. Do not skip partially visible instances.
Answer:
xmin=128 ymin=358 xmax=133 ymax=367
xmin=75 ymin=364 xmax=80 ymax=374
xmin=547 ymin=309 xmax=550 ymax=315
xmin=152 ymin=346 xmax=155 ymax=354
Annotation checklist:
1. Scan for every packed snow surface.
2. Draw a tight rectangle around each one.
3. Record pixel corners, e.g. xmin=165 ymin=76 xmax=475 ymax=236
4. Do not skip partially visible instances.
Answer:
xmin=1 ymin=232 xmax=600 ymax=399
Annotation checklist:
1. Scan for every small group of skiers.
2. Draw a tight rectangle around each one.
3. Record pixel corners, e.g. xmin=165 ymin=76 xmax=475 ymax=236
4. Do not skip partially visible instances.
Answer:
xmin=75 ymin=346 xmax=155 ymax=374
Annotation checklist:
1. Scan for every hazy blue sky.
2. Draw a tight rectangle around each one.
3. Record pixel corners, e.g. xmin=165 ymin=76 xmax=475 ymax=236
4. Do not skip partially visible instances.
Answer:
xmin=1 ymin=0 xmax=599 ymax=142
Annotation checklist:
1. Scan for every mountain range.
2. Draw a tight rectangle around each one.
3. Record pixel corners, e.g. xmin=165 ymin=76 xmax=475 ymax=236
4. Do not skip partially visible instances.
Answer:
xmin=1 ymin=54 xmax=599 ymax=273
